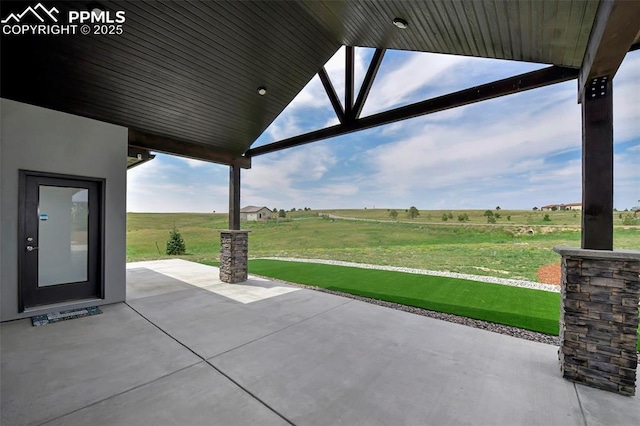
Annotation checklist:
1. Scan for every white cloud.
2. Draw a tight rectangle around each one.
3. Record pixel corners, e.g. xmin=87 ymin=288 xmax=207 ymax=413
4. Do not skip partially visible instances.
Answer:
xmin=127 ymin=51 xmax=640 ymax=212
xmin=362 ymin=52 xmax=468 ymax=115
xmin=179 ymin=158 xmax=208 ymax=168
xmin=127 ymin=155 xmax=228 ymax=212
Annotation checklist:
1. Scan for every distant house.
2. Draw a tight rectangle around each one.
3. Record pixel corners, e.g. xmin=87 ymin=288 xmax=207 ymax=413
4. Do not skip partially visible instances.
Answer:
xmin=541 ymin=203 xmax=582 ymax=211
xmin=240 ymin=206 xmax=272 ymax=221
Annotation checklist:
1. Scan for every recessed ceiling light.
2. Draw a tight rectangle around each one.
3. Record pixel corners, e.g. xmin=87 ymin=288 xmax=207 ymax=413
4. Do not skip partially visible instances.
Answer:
xmin=257 ymin=87 xmax=267 ymax=96
xmin=392 ymin=17 xmax=408 ymax=29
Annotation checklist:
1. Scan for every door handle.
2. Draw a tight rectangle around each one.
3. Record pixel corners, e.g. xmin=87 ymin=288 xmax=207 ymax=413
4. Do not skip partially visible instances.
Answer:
xmin=26 ymin=245 xmax=39 ymax=251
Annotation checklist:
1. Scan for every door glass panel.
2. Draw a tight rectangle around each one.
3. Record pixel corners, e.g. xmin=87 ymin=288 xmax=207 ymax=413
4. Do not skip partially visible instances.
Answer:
xmin=38 ymin=186 xmax=89 ymax=286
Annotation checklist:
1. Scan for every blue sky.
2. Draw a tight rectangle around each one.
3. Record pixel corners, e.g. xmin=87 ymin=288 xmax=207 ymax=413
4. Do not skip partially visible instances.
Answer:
xmin=127 ymin=48 xmax=639 ymax=212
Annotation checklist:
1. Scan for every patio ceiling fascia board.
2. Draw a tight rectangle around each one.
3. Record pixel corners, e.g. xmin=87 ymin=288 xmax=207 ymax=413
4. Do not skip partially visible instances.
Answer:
xmin=128 ymin=129 xmax=251 ymax=169
xmin=577 ymin=0 xmax=640 ymax=101
xmin=245 ymin=65 xmax=579 ymax=158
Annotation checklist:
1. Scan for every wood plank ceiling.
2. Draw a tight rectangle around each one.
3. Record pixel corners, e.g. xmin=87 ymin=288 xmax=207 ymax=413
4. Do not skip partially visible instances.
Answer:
xmin=0 ymin=0 xmax=603 ymax=161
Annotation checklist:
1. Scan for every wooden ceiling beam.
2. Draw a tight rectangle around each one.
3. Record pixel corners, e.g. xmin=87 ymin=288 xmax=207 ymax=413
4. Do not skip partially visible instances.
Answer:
xmin=129 ymin=129 xmax=251 ymax=169
xmin=351 ymin=48 xmax=386 ymax=120
xmin=246 ymin=65 xmax=578 ymax=157
xmin=578 ymin=0 xmax=640 ymax=101
xmin=318 ymin=67 xmax=346 ymax=124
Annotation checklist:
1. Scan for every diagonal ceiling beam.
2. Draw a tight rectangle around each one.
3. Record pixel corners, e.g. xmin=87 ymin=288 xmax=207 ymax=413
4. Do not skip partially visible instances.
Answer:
xmin=351 ymin=48 xmax=386 ymax=121
xmin=578 ymin=0 xmax=640 ymax=101
xmin=129 ymin=129 xmax=251 ymax=169
xmin=317 ymin=67 xmax=346 ymax=124
xmin=345 ymin=46 xmax=355 ymax=118
xmin=245 ymin=66 xmax=578 ymax=157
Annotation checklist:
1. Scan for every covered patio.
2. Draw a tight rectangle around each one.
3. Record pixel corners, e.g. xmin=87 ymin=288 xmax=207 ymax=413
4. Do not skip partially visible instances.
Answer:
xmin=1 ymin=0 xmax=639 ymax=410
xmin=1 ymin=259 xmax=638 ymax=425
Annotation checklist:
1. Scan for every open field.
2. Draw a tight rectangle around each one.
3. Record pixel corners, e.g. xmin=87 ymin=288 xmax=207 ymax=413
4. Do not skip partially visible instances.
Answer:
xmin=127 ymin=210 xmax=640 ymax=282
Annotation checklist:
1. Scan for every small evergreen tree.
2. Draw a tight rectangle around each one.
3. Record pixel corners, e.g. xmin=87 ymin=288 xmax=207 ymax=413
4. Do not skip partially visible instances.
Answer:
xmin=166 ymin=226 xmax=186 ymax=255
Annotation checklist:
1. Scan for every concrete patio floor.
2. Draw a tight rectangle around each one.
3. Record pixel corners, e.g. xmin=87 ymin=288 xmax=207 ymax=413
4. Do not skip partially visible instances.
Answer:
xmin=1 ymin=259 xmax=638 ymax=425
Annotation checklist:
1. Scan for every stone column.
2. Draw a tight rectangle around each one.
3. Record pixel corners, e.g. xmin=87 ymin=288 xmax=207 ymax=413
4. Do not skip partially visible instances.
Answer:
xmin=219 ymin=230 xmax=249 ymax=283
xmin=554 ymin=247 xmax=640 ymax=396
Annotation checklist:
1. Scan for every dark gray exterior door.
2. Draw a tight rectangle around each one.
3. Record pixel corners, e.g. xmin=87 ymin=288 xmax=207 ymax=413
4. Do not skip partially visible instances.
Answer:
xmin=19 ymin=171 xmax=104 ymax=311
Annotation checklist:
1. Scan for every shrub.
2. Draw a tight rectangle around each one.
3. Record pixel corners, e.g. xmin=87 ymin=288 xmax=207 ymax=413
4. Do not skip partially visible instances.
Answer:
xmin=484 ymin=210 xmax=494 ymax=217
xmin=457 ymin=213 xmax=469 ymax=222
xmin=507 ymin=215 xmax=511 ymax=221
xmin=543 ymin=214 xmax=551 ymax=221
xmin=442 ymin=213 xmax=448 ymax=221
xmin=166 ymin=226 xmax=186 ymax=255
xmin=487 ymin=216 xmax=496 ymax=224
xmin=389 ymin=209 xmax=398 ymax=220
xmin=495 ymin=213 xmax=501 ymax=219
xmin=278 ymin=209 xmax=286 ymax=218
xmin=447 ymin=212 xmax=453 ymax=219
xmin=621 ymin=214 xmax=637 ymax=225
xmin=551 ymin=206 xmax=558 ymax=211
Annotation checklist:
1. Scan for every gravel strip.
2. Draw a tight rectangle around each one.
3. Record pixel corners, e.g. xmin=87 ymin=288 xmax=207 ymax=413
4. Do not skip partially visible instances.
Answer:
xmin=259 ymin=257 xmax=560 ymax=293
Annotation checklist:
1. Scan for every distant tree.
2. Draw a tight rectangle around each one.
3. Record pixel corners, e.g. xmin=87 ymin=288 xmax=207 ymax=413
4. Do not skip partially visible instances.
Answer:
xmin=495 ymin=206 xmax=501 ymax=210
xmin=484 ymin=210 xmax=494 ymax=217
xmin=273 ymin=207 xmax=278 ymax=212
xmin=532 ymin=207 xmax=538 ymax=211
xmin=389 ymin=209 xmax=398 ymax=220
xmin=551 ymin=206 xmax=558 ymax=211
xmin=278 ymin=209 xmax=286 ymax=218
xmin=543 ymin=214 xmax=551 ymax=221
xmin=408 ymin=206 xmax=420 ymax=219
xmin=442 ymin=213 xmax=448 ymax=221
xmin=457 ymin=213 xmax=469 ymax=222
xmin=494 ymin=213 xmax=501 ymax=219
xmin=291 ymin=207 xmax=296 ymax=212
xmin=487 ymin=216 xmax=496 ymax=224
xmin=166 ymin=226 xmax=186 ymax=255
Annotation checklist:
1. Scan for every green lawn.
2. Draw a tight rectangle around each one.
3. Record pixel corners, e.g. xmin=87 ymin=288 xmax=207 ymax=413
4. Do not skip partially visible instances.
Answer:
xmin=240 ymin=259 xmax=640 ymax=350
xmin=246 ymin=259 xmax=561 ymax=334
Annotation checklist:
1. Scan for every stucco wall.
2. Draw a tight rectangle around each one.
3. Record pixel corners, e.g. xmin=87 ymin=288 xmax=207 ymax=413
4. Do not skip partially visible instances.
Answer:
xmin=0 ymin=99 xmax=127 ymax=321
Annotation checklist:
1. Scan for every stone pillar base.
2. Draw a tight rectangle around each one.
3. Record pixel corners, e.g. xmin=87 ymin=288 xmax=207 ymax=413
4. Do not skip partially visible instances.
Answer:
xmin=554 ymin=247 xmax=640 ymax=396
xmin=219 ymin=230 xmax=249 ymax=283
